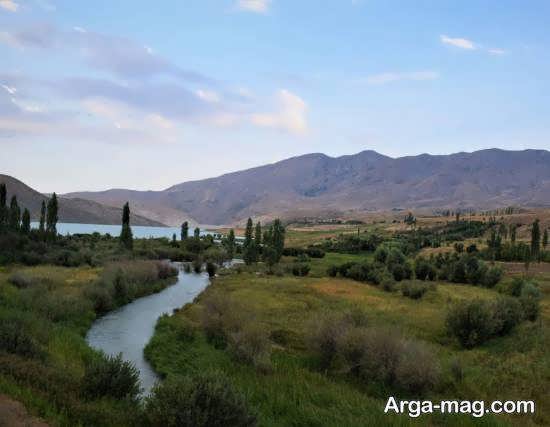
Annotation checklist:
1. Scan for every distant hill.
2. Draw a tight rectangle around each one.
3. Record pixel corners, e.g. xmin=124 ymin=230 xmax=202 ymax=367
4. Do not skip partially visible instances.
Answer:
xmin=65 ymin=148 xmax=550 ymax=226
xmin=0 ymin=174 xmax=165 ymax=226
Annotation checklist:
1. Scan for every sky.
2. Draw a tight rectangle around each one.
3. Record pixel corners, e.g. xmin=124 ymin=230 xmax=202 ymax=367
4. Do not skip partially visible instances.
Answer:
xmin=1 ymin=0 xmax=549 ymax=193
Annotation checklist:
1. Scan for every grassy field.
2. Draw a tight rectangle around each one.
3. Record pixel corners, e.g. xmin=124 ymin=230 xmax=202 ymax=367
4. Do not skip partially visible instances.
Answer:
xmin=145 ymin=266 xmax=550 ymax=426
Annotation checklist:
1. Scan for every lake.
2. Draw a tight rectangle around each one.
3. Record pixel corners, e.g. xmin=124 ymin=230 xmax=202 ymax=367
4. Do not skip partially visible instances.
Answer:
xmin=30 ymin=222 xmax=218 ymax=239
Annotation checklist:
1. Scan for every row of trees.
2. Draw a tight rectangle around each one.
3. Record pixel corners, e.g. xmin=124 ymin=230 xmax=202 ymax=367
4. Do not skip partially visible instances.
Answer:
xmin=0 ymin=183 xmax=58 ymax=237
xmin=486 ymin=219 xmax=548 ymax=262
xmin=242 ymin=218 xmax=285 ymax=266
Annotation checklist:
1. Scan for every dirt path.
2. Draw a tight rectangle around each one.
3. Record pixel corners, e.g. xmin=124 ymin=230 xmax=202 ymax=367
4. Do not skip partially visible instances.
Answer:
xmin=0 ymin=394 xmax=48 ymax=427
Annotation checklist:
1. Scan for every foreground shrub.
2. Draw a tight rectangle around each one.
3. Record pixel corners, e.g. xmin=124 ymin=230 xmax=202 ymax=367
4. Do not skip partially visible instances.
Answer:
xmin=145 ymin=374 xmax=257 ymax=427
xmin=291 ymin=263 xmax=310 ymax=276
xmin=8 ymin=272 xmax=35 ymax=289
xmin=206 ymin=262 xmax=218 ymax=277
xmin=519 ymin=283 xmax=542 ymax=321
xmin=446 ymin=299 xmax=494 ymax=348
xmin=327 ymin=265 xmax=338 ymax=277
xmin=227 ymin=324 xmax=272 ymax=372
xmin=82 ymin=353 xmax=141 ymax=401
xmin=395 ymin=340 xmax=440 ymax=394
xmin=401 ymin=281 xmax=429 ymax=299
xmin=491 ymin=297 xmax=522 ymax=336
xmin=0 ymin=319 xmax=43 ymax=359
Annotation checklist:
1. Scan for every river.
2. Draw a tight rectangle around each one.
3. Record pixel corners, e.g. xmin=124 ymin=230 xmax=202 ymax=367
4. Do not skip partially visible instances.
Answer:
xmin=85 ymin=267 xmax=210 ymax=395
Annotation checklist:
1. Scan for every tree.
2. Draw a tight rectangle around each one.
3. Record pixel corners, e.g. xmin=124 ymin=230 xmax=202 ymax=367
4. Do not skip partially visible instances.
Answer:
xmin=21 ymin=208 xmax=31 ymax=234
xmin=254 ymin=222 xmax=262 ymax=247
xmin=225 ymin=229 xmax=236 ymax=259
xmin=194 ymin=227 xmax=201 ymax=239
xmin=263 ymin=219 xmax=285 ymax=266
xmin=181 ymin=221 xmax=189 ymax=240
xmin=530 ymin=219 xmax=541 ymax=260
xmin=543 ymin=228 xmax=548 ymax=250
xmin=39 ymin=200 xmax=46 ymax=234
xmin=46 ymin=193 xmax=58 ymax=236
xmin=9 ymin=196 xmax=20 ymax=231
xmin=243 ymin=218 xmax=255 ymax=264
xmin=120 ymin=202 xmax=133 ymax=250
xmin=510 ymin=224 xmax=517 ymax=245
xmin=0 ymin=183 xmax=6 ymax=229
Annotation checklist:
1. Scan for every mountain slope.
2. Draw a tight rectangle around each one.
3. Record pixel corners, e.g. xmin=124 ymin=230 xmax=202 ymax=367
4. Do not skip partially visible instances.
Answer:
xmin=65 ymin=149 xmax=550 ymax=225
xmin=0 ymin=175 xmax=165 ymax=226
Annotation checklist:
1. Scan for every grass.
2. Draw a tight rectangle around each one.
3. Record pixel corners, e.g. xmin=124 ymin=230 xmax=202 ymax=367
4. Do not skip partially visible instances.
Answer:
xmin=0 ymin=261 xmax=178 ymax=426
xmin=146 ymin=267 xmax=550 ymax=426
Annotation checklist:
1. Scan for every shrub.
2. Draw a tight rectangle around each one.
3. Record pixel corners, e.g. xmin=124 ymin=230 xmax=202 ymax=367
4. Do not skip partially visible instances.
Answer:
xmin=491 ymin=297 xmax=522 ymax=336
xmin=357 ymin=328 xmax=404 ymax=385
xmin=446 ymin=299 xmax=494 ymax=348
xmin=201 ymin=293 xmax=231 ymax=347
xmin=326 ymin=265 xmax=338 ymax=277
xmin=82 ymin=353 xmax=141 ymax=401
xmin=145 ymin=373 xmax=257 ymax=427
xmin=414 ymin=258 xmax=437 ymax=281
xmin=85 ymin=283 xmax=115 ymax=314
xmin=227 ymin=324 xmax=272 ymax=372
xmin=482 ymin=265 xmax=503 ymax=288
xmin=374 ymin=246 xmax=389 ymax=264
xmin=193 ymin=259 xmax=203 ymax=274
xmin=291 ymin=263 xmax=310 ymax=277
xmin=8 ymin=271 xmax=35 ymax=288
xmin=206 ymin=262 xmax=218 ymax=278
xmin=307 ymin=312 xmax=351 ymax=370
xmin=519 ymin=283 xmax=542 ymax=321
xmin=395 ymin=340 xmax=440 ymax=394
xmin=0 ymin=319 xmax=43 ymax=359
xmin=183 ymin=263 xmax=192 ymax=273
xmin=401 ymin=281 xmax=428 ymax=299
xmin=157 ymin=261 xmax=179 ymax=279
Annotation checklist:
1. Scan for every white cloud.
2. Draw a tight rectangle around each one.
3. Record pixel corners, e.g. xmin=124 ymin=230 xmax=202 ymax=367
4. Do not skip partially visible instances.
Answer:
xmin=488 ymin=48 xmax=507 ymax=56
xmin=196 ymin=89 xmax=220 ymax=103
xmin=440 ymin=34 xmax=476 ymax=50
xmin=0 ymin=0 xmax=18 ymax=12
xmin=237 ymin=0 xmax=271 ymax=13
xmin=366 ymin=71 xmax=439 ymax=85
xmin=73 ymin=26 xmax=87 ymax=33
xmin=251 ymin=89 xmax=307 ymax=135
xmin=1 ymin=84 xmax=17 ymax=95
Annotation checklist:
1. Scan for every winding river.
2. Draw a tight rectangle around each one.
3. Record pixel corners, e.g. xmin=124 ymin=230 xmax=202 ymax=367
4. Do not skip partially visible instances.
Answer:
xmin=86 ymin=267 xmax=210 ymax=394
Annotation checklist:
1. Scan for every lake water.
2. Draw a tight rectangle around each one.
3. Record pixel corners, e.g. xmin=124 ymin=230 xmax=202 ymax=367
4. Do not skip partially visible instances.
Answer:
xmin=30 ymin=222 xmax=217 ymax=239
xmin=86 ymin=267 xmax=210 ymax=395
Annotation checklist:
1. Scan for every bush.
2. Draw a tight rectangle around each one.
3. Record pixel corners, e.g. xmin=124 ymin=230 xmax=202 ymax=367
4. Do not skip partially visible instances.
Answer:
xmin=482 ymin=265 xmax=503 ymax=288
xmin=206 ymin=262 xmax=218 ymax=278
xmin=157 ymin=261 xmax=179 ymax=279
xmin=0 ymin=319 xmax=43 ymax=359
xmin=327 ymin=265 xmax=338 ymax=277
xmin=446 ymin=299 xmax=494 ymax=348
xmin=291 ymin=263 xmax=310 ymax=277
xmin=395 ymin=340 xmax=440 ymax=394
xmin=415 ymin=258 xmax=437 ymax=281
xmin=183 ymin=263 xmax=192 ymax=273
xmin=82 ymin=353 xmax=141 ymax=401
xmin=307 ymin=312 xmax=351 ymax=370
xmin=401 ymin=281 xmax=428 ymax=299
xmin=227 ymin=324 xmax=272 ymax=372
xmin=193 ymin=259 xmax=203 ymax=274
xmin=8 ymin=272 xmax=35 ymax=288
xmin=519 ymin=283 xmax=542 ymax=321
xmin=85 ymin=283 xmax=115 ymax=314
xmin=201 ymin=293 xmax=231 ymax=347
xmin=491 ymin=297 xmax=522 ymax=336
xmin=145 ymin=373 xmax=257 ymax=427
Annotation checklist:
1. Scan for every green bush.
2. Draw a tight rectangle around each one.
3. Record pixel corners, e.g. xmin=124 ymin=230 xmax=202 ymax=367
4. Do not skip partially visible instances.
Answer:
xmin=206 ymin=262 xmax=218 ymax=277
xmin=82 ymin=353 xmax=141 ymax=401
xmin=395 ymin=340 xmax=440 ymax=394
xmin=519 ymin=283 xmax=542 ymax=321
xmin=291 ymin=263 xmax=310 ymax=277
xmin=491 ymin=297 xmax=522 ymax=336
xmin=145 ymin=373 xmax=257 ymax=427
xmin=227 ymin=324 xmax=272 ymax=372
xmin=0 ymin=319 xmax=43 ymax=359
xmin=8 ymin=271 xmax=35 ymax=288
xmin=401 ymin=281 xmax=428 ymax=299
xmin=326 ymin=264 xmax=338 ymax=277
xmin=482 ymin=265 xmax=503 ymax=288
xmin=446 ymin=299 xmax=494 ymax=348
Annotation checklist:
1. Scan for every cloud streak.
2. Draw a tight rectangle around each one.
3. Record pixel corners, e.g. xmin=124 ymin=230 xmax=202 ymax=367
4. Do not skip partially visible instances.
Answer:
xmin=440 ymin=34 xmax=508 ymax=56
xmin=237 ymin=0 xmax=271 ymax=13
xmin=0 ymin=0 xmax=18 ymax=12
xmin=366 ymin=71 xmax=439 ymax=85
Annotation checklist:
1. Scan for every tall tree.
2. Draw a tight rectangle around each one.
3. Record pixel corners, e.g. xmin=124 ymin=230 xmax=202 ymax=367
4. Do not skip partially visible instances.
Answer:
xmin=543 ymin=228 xmax=548 ymax=250
xmin=194 ymin=227 xmax=201 ymax=239
xmin=510 ymin=224 xmax=517 ymax=245
xmin=531 ymin=219 xmax=541 ymax=260
xmin=46 ymin=193 xmax=58 ymax=236
xmin=120 ymin=202 xmax=133 ymax=250
xmin=9 ymin=196 xmax=21 ymax=231
xmin=254 ymin=221 xmax=262 ymax=247
xmin=181 ymin=221 xmax=189 ymax=240
xmin=0 ymin=183 xmax=6 ymax=229
xmin=21 ymin=208 xmax=31 ymax=234
xmin=39 ymin=200 xmax=46 ymax=234
xmin=243 ymin=218 xmax=255 ymax=265
xmin=271 ymin=219 xmax=286 ymax=263
xmin=225 ymin=229 xmax=236 ymax=259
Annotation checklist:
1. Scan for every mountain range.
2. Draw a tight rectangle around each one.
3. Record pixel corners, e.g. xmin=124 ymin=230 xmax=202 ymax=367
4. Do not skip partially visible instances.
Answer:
xmin=63 ymin=148 xmax=550 ymax=226
xmin=0 ymin=174 xmax=163 ymax=226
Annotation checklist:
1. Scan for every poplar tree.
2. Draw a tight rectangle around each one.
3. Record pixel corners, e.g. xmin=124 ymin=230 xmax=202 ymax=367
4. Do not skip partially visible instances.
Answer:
xmin=225 ymin=229 xmax=236 ymax=259
xmin=39 ymin=200 xmax=46 ymax=234
xmin=543 ymin=228 xmax=548 ymax=250
xmin=510 ymin=224 xmax=517 ymax=245
xmin=0 ymin=183 xmax=6 ymax=229
xmin=21 ymin=208 xmax=31 ymax=234
xmin=254 ymin=222 xmax=262 ymax=246
xmin=271 ymin=219 xmax=286 ymax=263
xmin=9 ymin=196 xmax=21 ymax=231
xmin=531 ymin=219 xmax=541 ymax=260
xmin=120 ymin=202 xmax=133 ymax=250
xmin=181 ymin=221 xmax=189 ymax=240
xmin=46 ymin=193 xmax=58 ymax=235
xmin=243 ymin=218 xmax=254 ymax=264
xmin=194 ymin=227 xmax=201 ymax=239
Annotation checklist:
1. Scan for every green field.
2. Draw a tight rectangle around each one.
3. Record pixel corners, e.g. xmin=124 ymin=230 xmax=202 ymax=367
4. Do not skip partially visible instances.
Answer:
xmin=145 ymin=267 xmax=550 ymax=426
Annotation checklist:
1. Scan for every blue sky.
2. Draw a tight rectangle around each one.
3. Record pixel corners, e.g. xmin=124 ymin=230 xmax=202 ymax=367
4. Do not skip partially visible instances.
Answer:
xmin=1 ymin=0 xmax=549 ymax=193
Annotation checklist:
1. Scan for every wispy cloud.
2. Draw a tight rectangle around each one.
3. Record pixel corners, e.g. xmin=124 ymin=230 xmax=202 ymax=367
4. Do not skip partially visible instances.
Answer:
xmin=251 ymin=89 xmax=307 ymax=135
xmin=440 ymin=35 xmax=476 ymax=50
xmin=237 ymin=0 xmax=271 ymax=13
xmin=0 ymin=0 xmax=18 ymax=12
xmin=366 ymin=71 xmax=439 ymax=85
xmin=488 ymin=48 xmax=507 ymax=56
